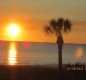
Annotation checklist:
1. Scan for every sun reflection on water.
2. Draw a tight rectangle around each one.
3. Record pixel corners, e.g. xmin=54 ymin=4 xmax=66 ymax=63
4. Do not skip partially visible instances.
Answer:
xmin=75 ymin=47 xmax=84 ymax=59
xmin=8 ymin=42 xmax=17 ymax=65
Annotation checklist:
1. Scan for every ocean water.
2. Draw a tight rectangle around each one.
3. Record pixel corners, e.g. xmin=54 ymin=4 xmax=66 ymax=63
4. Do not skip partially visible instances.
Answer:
xmin=0 ymin=41 xmax=86 ymax=65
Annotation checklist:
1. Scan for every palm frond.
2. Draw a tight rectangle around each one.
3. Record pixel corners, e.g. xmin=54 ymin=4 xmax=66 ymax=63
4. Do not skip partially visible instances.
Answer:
xmin=50 ymin=19 xmax=57 ymax=27
xmin=43 ymin=18 xmax=72 ymax=35
xmin=49 ymin=19 xmax=59 ymax=33
xmin=57 ymin=18 xmax=64 ymax=29
xmin=64 ymin=19 xmax=72 ymax=33
xmin=43 ymin=25 xmax=53 ymax=35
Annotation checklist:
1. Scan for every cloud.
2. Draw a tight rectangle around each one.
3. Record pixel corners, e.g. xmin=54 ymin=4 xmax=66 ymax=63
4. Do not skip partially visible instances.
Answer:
xmin=72 ymin=21 xmax=86 ymax=32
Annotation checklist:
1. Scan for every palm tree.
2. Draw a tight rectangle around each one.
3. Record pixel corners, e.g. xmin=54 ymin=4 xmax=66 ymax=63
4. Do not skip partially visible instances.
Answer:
xmin=43 ymin=17 xmax=72 ymax=70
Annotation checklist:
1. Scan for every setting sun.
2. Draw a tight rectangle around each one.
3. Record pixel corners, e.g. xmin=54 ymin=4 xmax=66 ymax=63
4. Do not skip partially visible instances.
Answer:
xmin=7 ymin=23 xmax=20 ymax=37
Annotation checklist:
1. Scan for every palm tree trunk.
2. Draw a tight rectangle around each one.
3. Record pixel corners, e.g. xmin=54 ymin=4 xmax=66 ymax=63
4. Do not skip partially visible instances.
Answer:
xmin=57 ymin=34 xmax=63 ymax=71
xmin=58 ymin=45 xmax=63 ymax=71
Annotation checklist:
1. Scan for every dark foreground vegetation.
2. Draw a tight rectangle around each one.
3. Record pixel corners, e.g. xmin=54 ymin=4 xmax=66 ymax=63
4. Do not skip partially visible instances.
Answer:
xmin=0 ymin=63 xmax=86 ymax=80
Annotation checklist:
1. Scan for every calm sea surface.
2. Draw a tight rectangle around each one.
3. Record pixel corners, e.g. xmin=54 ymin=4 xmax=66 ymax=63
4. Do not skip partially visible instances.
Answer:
xmin=0 ymin=41 xmax=86 ymax=65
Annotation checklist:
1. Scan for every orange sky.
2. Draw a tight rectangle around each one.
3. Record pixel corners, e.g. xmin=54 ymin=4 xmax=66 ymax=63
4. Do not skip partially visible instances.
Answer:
xmin=0 ymin=0 xmax=86 ymax=44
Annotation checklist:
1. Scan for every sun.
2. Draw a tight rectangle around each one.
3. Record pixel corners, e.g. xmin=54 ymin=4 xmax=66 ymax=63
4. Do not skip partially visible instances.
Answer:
xmin=7 ymin=23 xmax=20 ymax=37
